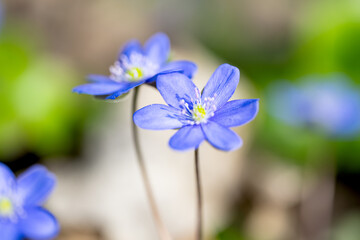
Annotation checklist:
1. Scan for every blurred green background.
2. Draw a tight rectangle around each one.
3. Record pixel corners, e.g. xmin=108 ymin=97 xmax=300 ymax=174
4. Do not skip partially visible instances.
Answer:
xmin=1 ymin=0 xmax=360 ymax=240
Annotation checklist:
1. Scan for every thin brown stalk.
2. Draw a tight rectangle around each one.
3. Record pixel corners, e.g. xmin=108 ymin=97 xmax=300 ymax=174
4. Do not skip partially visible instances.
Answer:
xmin=131 ymin=86 xmax=172 ymax=240
xmin=194 ymin=148 xmax=203 ymax=240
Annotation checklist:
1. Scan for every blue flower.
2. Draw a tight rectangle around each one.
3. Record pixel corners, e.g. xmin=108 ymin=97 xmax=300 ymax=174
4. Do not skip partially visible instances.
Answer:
xmin=133 ymin=64 xmax=259 ymax=151
xmin=267 ymin=74 xmax=360 ymax=138
xmin=73 ymin=32 xmax=197 ymax=100
xmin=0 ymin=163 xmax=59 ymax=240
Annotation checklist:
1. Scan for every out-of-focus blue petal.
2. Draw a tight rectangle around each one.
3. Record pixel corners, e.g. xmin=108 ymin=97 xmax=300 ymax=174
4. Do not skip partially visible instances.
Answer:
xmin=0 ymin=223 xmax=22 ymax=240
xmin=159 ymin=60 xmax=197 ymax=79
xmin=268 ymin=75 xmax=360 ymax=138
xmin=202 ymin=121 xmax=242 ymax=151
xmin=105 ymin=80 xmax=145 ymax=99
xmin=157 ymin=73 xmax=198 ymax=109
xmin=144 ymin=32 xmax=170 ymax=65
xmin=19 ymin=207 xmax=59 ymax=240
xmin=17 ymin=165 xmax=56 ymax=206
xmin=267 ymin=81 xmax=309 ymax=127
xmin=302 ymin=76 xmax=360 ymax=137
xmin=72 ymin=82 xmax=123 ymax=95
xmin=134 ymin=104 xmax=183 ymax=130
xmin=87 ymin=74 xmax=114 ymax=83
xmin=210 ymin=99 xmax=259 ymax=127
xmin=0 ymin=163 xmax=16 ymax=193
xmin=143 ymin=74 xmax=161 ymax=83
xmin=169 ymin=125 xmax=205 ymax=151
xmin=119 ymin=40 xmax=143 ymax=59
xmin=201 ymin=64 xmax=240 ymax=109
xmin=144 ymin=60 xmax=197 ymax=83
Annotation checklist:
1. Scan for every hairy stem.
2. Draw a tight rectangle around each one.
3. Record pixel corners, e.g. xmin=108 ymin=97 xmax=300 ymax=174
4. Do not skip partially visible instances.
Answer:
xmin=131 ymin=86 xmax=172 ymax=240
xmin=194 ymin=148 xmax=203 ymax=240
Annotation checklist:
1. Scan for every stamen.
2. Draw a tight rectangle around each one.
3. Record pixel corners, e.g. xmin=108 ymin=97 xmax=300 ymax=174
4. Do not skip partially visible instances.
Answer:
xmin=109 ymin=52 xmax=159 ymax=82
xmin=177 ymin=90 xmax=217 ymax=125
xmin=0 ymin=197 xmax=13 ymax=218
xmin=195 ymin=88 xmax=201 ymax=99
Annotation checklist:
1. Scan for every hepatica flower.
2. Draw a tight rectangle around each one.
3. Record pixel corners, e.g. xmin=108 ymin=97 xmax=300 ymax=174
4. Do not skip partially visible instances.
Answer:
xmin=268 ymin=74 xmax=360 ymax=137
xmin=133 ymin=64 xmax=259 ymax=151
xmin=73 ymin=32 xmax=197 ymax=99
xmin=0 ymin=163 xmax=59 ymax=240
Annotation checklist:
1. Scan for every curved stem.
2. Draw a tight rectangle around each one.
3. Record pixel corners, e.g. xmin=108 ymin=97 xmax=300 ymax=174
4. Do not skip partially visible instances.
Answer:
xmin=131 ymin=87 xmax=172 ymax=240
xmin=194 ymin=148 xmax=203 ymax=240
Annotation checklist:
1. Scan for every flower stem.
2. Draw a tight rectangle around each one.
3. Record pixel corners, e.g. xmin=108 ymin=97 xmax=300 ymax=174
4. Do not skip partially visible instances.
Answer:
xmin=131 ymin=86 xmax=172 ymax=240
xmin=194 ymin=148 xmax=203 ymax=240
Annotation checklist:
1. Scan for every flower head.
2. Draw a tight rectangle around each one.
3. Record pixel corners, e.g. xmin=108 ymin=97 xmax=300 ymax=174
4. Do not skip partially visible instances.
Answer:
xmin=267 ymin=74 xmax=360 ymax=138
xmin=0 ymin=163 xmax=59 ymax=240
xmin=73 ymin=33 xmax=197 ymax=100
xmin=133 ymin=64 xmax=259 ymax=151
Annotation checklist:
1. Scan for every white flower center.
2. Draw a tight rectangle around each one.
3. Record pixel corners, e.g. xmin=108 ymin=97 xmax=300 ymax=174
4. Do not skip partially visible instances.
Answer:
xmin=178 ymin=88 xmax=217 ymax=125
xmin=0 ymin=193 xmax=25 ymax=223
xmin=192 ymin=104 xmax=207 ymax=123
xmin=109 ymin=53 xmax=159 ymax=82
xmin=0 ymin=197 xmax=13 ymax=217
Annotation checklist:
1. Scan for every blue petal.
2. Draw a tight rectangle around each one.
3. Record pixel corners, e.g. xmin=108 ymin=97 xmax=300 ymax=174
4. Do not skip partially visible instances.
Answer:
xmin=19 ymin=207 xmax=59 ymax=240
xmin=144 ymin=71 xmax=177 ymax=84
xmin=17 ymin=165 xmax=56 ymax=206
xmin=134 ymin=104 xmax=183 ymax=130
xmin=210 ymin=99 xmax=259 ymax=127
xmin=119 ymin=40 xmax=144 ymax=59
xmin=144 ymin=32 xmax=170 ymax=65
xmin=72 ymin=82 xmax=123 ymax=95
xmin=159 ymin=60 xmax=197 ymax=79
xmin=87 ymin=74 xmax=114 ymax=83
xmin=143 ymin=64 xmax=195 ymax=83
xmin=169 ymin=125 xmax=205 ymax=151
xmin=0 ymin=223 xmax=22 ymax=240
xmin=201 ymin=64 xmax=240 ymax=108
xmin=156 ymin=73 xmax=198 ymax=109
xmin=201 ymin=121 xmax=242 ymax=151
xmin=266 ymin=81 xmax=309 ymax=127
xmin=143 ymin=74 xmax=159 ymax=83
xmin=0 ymin=163 xmax=16 ymax=193
xmin=302 ymin=76 xmax=360 ymax=137
xmin=105 ymin=80 xmax=145 ymax=99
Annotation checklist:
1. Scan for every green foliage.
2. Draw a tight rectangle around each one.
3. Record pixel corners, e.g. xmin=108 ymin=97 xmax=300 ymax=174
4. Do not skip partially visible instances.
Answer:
xmin=255 ymin=112 xmax=327 ymax=168
xmin=0 ymin=26 xmax=99 ymax=160
xmin=216 ymin=226 xmax=248 ymax=240
xmin=202 ymin=0 xmax=360 ymax=171
xmin=332 ymin=212 xmax=360 ymax=240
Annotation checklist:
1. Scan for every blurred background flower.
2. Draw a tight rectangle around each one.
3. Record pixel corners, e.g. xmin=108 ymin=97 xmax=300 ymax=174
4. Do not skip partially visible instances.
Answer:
xmin=1 ymin=0 xmax=360 ymax=240
xmin=73 ymin=33 xmax=196 ymax=100
xmin=267 ymin=75 xmax=360 ymax=138
xmin=0 ymin=163 xmax=59 ymax=240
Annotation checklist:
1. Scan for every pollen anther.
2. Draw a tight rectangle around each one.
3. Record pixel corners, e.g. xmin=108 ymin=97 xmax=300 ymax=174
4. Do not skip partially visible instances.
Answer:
xmin=177 ymin=87 xmax=217 ymax=125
